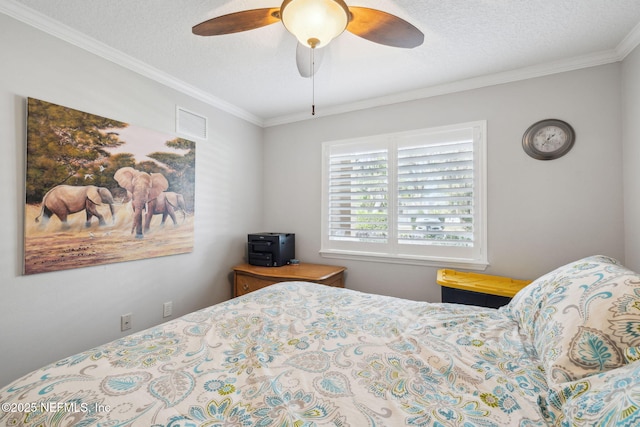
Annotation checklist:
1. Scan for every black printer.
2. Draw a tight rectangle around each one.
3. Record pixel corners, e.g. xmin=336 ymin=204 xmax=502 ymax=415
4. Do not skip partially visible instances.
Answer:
xmin=248 ymin=233 xmax=295 ymax=267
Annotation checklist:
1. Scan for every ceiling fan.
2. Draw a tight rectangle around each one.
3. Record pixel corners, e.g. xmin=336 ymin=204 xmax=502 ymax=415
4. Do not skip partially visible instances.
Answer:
xmin=192 ymin=0 xmax=424 ymax=77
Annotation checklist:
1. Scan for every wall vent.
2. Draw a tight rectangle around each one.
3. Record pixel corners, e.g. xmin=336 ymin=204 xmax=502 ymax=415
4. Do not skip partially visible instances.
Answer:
xmin=176 ymin=106 xmax=208 ymax=140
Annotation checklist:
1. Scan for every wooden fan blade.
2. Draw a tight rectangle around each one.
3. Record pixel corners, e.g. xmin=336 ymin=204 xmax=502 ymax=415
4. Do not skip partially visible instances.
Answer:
xmin=192 ymin=8 xmax=281 ymax=36
xmin=346 ymin=7 xmax=424 ymax=48
xmin=296 ymin=43 xmax=324 ymax=78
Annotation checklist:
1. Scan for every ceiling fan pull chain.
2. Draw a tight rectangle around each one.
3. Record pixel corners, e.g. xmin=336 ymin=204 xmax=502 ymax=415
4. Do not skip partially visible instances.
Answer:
xmin=311 ymin=46 xmax=316 ymax=116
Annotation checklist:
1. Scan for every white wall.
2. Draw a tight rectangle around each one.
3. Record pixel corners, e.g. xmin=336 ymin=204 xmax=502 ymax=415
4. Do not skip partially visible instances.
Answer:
xmin=623 ymin=45 xmax=640 ymax=271
xmin=263 ymin=64 xmax=625 ymax=302
xmin=0 ymin=14 xmax=264 ymax=387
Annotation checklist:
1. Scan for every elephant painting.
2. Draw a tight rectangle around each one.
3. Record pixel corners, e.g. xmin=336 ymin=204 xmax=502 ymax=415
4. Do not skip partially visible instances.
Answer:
xmin=151 ymin=192 xmax=187 ymax=226
xmin=35 ymin=185 xmax=115 ymax=228
xmin=114 ymin=167 xmax=169 ymax=238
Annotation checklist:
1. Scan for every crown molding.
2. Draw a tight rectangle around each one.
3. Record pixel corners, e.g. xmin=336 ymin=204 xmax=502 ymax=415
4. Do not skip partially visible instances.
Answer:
xmin=0 ymin=0 xmax=264 ymax=127
xmin=617 ymin=20 xmax=640 ymax=59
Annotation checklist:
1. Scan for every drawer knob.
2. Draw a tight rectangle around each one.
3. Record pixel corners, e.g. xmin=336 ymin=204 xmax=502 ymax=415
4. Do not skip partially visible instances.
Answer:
xmin=242 ymin=283 xmax=249 ymax=291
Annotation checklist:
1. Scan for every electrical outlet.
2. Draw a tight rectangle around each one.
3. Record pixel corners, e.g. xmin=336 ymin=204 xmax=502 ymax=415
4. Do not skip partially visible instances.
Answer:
xmin=121 ymin=313 xmax=132 ymax=331
xmin=163 ymin=301 xmax=172 ymax=318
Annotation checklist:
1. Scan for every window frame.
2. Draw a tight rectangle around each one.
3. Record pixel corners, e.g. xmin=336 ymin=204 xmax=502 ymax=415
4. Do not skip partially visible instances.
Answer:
xmin=320 ymin=121 xmax=488 ymax=270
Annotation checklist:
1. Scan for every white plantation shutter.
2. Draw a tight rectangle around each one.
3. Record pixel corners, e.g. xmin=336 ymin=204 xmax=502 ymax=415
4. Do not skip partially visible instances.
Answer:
xmin=397 ymin=133 xmax=474 ymax=247
xmin=328 ymin=147 xmax=389 ymax=244
xmin=321 ymin=121 xmax=487 ymax=268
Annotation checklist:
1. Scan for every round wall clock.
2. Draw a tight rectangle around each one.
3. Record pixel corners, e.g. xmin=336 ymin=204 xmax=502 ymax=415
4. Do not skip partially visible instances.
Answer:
xmin=522 ymin=119 xmax=575 ymax=160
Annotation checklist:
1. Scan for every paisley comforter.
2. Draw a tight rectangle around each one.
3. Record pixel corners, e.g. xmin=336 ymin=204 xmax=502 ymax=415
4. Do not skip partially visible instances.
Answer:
xmin=3 ymin=255 xmax=640 ymax=426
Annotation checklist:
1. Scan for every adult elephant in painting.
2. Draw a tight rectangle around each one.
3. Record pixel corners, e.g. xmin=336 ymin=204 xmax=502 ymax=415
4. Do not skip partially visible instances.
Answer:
xmin=151 ymin=192 xmax=187 ymax=226
xmin=35 ymin=185 xmax=115 ymax=228
xmin=114 ymin=167 xmax=169 ymax=239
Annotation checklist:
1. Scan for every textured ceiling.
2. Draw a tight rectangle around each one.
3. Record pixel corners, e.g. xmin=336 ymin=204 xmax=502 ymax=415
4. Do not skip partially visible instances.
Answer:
xmin=4 ymin=0 xmax=640 ymax=126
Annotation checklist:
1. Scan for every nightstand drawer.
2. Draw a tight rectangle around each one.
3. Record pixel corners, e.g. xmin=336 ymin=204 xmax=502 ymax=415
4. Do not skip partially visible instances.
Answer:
xmin=235 ymin=274 xmax=274 ymax=296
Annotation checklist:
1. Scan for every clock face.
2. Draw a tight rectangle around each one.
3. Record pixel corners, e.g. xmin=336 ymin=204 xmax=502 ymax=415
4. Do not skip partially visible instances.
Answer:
xmin=532 ymin=126 xmax=568 ymax=153
xmin=522 ymin=119 xmax=575 ymax=160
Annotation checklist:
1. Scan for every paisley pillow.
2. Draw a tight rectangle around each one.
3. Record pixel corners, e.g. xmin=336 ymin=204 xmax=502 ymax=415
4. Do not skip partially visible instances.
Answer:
xmin=538 ymin=360 xmax=640 ymax=426
xmin=506 ymin=255 xmax=640 ymax=385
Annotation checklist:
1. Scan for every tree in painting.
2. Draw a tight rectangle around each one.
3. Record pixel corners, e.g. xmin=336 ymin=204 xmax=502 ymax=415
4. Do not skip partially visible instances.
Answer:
xmin=26 ymin=98 xmax=127 ymax=203
xmin=148 ymin=137 xmax=196 ymax=211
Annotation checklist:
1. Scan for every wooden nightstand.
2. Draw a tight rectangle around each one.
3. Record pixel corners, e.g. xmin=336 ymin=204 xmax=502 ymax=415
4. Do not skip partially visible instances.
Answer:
xmin=233 ymin=263 xmax=346 ymax=297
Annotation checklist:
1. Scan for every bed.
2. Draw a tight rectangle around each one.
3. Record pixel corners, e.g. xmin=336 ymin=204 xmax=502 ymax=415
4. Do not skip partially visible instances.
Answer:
xmin=2 ymin=255 xmax=640 ymax=426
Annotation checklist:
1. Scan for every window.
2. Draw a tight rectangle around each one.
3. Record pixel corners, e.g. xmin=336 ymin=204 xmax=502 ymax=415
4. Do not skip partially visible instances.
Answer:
xmin=321 ymin=121 xmax=487 ymax=269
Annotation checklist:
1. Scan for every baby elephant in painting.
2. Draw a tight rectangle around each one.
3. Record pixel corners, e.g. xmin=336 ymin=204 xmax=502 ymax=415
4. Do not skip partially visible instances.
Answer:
xmin=150 ymin=191 xmax=187 ymax=226
xmin=35 ymin=185 xmax=116 ymax=228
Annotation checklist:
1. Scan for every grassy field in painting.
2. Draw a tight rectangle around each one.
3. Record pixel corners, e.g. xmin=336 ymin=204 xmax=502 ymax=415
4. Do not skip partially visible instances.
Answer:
xmin=24 ymin=203 xmax=193 ymax=275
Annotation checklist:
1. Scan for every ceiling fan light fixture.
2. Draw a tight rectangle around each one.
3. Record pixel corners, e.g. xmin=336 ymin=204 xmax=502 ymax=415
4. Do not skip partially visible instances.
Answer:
xmin=281 ymin=0 xmax=349 ymax=48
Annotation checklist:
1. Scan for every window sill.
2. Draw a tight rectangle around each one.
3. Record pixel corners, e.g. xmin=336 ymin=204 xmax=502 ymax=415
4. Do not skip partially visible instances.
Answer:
xmin=319 ymin=249 xmax=489 ymax=271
